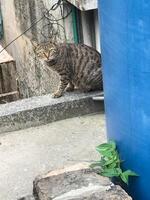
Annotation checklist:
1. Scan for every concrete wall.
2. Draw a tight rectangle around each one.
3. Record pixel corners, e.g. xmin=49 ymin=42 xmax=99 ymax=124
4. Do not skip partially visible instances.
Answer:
xmin=0 ymin=0 xmax=72 ymax=98
xmin=81 ymin=11 xmax=93 ymax=47
xmin=81 ymin=9 xmax=100 ymax=52
xmin=66 ymin=0 xmax=98 ymax=10
xmin=0 ymin=0 xmax=100 ymax=99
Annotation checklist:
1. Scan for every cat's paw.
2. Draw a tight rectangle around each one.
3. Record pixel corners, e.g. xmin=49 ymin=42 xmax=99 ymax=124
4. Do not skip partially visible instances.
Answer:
xmin=66 ymin=83 xmax=74 ymax=92
xmin=51 ymin=91 xmax=63 ymax=98
xmin=66 ymin=86 xmax=74 ymax=92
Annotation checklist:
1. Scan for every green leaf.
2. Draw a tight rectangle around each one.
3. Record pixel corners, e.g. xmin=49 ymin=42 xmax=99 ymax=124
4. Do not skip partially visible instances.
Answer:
xmin=100 ymin=158 xmax=108 ymax=167
xmin=101 ymin=168 xmax=121 ymax=177
xmin=123 ymin=170 xmax=139 ymax=177
xmin=90 ymin=161 xmax=102 ymax=168
xmin=98 ymin=150 xmax=113 ymax=157
xmin=108 ymin=162 xmax=118 ymax=169
xmin=103 ymin=158 xmax=115 ymax=166
xmin=102 ymin=151 xmax=120 ymax=166
xmin=120 ymin=172 xmax=129 ymax=184
xmin=96 ymin=141 xmax=116 ymax=154
xmin=116 ymin=167 xmax=122 ymax=174
xmin=109 ymin=140 xmax=116 ymax=150
xmin=120 ymin=170 xmax=138 ymax=185
xmin=96 ymin=143 xmax=111 ymax=151
xmin=91 ymin=141 xmax=138 ymax=186
xmin=103 ymin=156 xmax=118 ymax=166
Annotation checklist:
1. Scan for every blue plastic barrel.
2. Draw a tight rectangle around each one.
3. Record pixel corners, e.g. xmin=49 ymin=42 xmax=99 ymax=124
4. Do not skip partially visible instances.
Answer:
xmin=98 ymin=1 xmax=150 ymax=199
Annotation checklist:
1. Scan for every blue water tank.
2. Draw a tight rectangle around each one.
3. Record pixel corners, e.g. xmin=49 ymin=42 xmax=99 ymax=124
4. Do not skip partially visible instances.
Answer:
xmin=98 ymin=1 xmax=150 ymax=199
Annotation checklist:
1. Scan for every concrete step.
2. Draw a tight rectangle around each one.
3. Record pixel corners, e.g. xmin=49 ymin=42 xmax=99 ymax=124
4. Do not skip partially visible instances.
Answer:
xmin=0 ymin=91 xmax=104 ymax=133
xmin=0 ymin=114 xmax=106 ymax=200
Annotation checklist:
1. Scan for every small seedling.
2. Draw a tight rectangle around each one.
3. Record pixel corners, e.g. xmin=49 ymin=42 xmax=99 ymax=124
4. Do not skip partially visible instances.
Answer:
xmin=90 ymin=140 xmax=138 ymax=185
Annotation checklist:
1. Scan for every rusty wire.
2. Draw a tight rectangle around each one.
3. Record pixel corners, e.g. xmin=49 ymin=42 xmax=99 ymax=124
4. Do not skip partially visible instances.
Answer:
xmin=40 ymin=0 xmax=72 ymax=42
xmin=0 ymin=0 xmax=72 ymax=54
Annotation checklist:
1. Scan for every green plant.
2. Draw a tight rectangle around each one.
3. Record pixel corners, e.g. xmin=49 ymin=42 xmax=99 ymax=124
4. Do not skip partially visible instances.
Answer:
xmin=90 ymin=140 xmax=138 ymax=185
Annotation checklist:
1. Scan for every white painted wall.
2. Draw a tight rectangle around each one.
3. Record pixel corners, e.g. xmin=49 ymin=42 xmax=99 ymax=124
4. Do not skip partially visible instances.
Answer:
xmin=94 ymin=10 xmax=101 ymax=52
xmin=80 ymin=9 xmax=101 ymax=52
xmin=81 ymin=11 xmax=93 ymax=47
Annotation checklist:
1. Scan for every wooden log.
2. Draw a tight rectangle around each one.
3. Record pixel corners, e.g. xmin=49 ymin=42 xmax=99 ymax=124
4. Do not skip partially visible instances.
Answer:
xmin=0 ymin=67 xmax=2 ymax=94
xmin=0 ymin=45 xmax=14 ymax=64
xmin=0 ymin=91 xmax=18 ymax=98
xmin=0 ymin=45 xmax=19 ymax=102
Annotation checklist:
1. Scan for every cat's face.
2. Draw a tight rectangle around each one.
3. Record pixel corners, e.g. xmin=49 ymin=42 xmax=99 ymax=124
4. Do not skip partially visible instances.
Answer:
xmin=32 ymin=41 xmax=58 ymax=66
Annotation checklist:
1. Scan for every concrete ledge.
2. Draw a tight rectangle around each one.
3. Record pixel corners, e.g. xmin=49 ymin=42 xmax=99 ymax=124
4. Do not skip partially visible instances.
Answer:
xmin=0 ymin=91 xmax=104 ymax=133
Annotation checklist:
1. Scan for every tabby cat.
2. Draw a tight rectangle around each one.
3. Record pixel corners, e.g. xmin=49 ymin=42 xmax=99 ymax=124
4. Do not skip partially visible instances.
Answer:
xmin=33 ymin=42 xmax=103 ymax=98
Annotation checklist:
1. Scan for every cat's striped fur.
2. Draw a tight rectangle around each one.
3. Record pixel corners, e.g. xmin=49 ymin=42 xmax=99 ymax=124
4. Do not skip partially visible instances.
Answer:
xmin=34 ymin=42 xmax=103 ymax=98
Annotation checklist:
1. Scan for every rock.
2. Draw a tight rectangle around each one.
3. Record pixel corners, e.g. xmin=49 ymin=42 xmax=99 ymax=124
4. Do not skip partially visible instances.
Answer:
xmin=33 ymin=163 xmax=132 ymax=200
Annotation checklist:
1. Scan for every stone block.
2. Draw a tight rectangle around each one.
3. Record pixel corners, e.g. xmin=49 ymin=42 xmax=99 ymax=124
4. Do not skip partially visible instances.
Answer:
xmin=32 ymin=163 xmax=132 ymax=200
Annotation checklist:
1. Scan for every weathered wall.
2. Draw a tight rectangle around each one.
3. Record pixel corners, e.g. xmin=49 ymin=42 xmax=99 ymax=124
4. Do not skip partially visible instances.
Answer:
xmin=0 ymin=0 xmax=73 ymax=98
xmin=66 ymin=0 xmax=98 ymax=10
